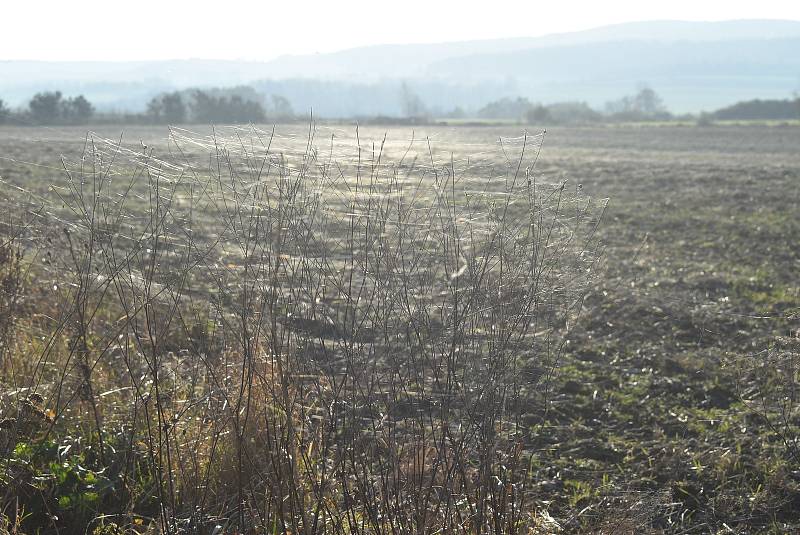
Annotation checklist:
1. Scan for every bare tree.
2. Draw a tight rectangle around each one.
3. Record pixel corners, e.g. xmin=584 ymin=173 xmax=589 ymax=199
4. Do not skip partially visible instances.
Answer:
xmin=0 ymin=99 xmax=10 ymax=124
xmin=400 ymin=82 xmax=428 ymax=118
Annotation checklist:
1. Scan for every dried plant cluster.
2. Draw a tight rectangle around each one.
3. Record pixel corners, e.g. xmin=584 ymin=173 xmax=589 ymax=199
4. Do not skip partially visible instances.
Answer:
xmin=0 ymin=126 xmax=602 ymax=533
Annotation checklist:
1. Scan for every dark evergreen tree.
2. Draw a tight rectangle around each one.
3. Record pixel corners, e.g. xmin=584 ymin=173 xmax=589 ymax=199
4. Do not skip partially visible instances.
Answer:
xmin=63 ymin=95 xmax=94 ymax=124
xmin=28 ymin=91 xmax=63 ymax=124
xmin=147 ymin=92 xmax=187 ymax=124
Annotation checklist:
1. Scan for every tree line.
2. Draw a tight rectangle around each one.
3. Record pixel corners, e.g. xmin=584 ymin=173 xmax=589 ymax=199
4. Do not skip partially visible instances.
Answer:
xmin=0 ymin=90 xmax=295 ymax=126
xmin=2 ymin=86 xmax=798 ymax=126
xmin=473 ymin=88 xmax=800 ymax=124
xmin=145 ymin=91 xmax=294 ymax=124
xmin=472 ymin=87 xmax=672 ymax=124
xmin=709 ymin=98 xmax=800 ymax=121
xmin=0 ymin=92 xmax=95 ymax=125
xmin=391 ymin=86 xmax=672 ymax=124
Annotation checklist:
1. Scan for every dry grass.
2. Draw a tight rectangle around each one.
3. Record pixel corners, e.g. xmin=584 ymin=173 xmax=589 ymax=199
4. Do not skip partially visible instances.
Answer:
xmin=0 ymin=124 xmax=601 ymax=533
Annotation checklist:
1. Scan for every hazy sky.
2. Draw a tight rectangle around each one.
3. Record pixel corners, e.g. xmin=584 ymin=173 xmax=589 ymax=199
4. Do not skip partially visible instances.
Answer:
xmin=3 ymin=0 xmax=800 ymax=61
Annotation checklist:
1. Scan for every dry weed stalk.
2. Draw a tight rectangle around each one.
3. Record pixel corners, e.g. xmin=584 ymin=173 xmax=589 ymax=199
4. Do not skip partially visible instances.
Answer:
xmin=0 ymin=124 xmax=602 ymax=533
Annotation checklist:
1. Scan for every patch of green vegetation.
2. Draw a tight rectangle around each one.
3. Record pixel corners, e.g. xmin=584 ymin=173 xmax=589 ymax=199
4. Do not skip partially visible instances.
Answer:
xmin=5 ymin=439 xmax=114 ymax=528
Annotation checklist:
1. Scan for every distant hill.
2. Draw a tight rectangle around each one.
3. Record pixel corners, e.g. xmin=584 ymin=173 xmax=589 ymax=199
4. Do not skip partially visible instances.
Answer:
xmin=2 ymin=20 xmax=799 ymax=115
xmin=258 ymin=19 xmax=800 ymax=80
